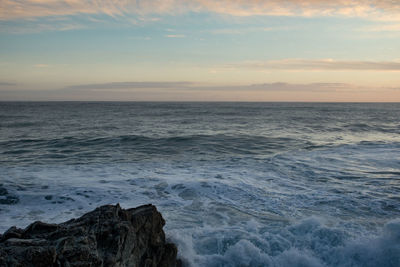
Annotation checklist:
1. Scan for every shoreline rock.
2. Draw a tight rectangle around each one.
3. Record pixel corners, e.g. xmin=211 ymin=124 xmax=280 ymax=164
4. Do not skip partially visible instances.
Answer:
xmin=0 ymin=204 xmax=180 ymax=267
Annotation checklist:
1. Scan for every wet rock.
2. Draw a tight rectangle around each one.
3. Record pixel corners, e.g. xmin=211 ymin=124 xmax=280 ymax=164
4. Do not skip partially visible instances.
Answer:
xmin=1 ymin=227 xmax=24 ymax=241
xmin=0 ymin=204 xmax=180 ymax=267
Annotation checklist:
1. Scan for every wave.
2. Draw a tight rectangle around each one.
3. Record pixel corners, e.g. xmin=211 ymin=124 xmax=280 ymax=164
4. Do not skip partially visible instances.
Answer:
xmin=1 ymin=102 xmax=400 ymax=265
xmin=0 ymin=154 xmax=399 ymax=266
xmin=0 ymin=134 xmax=307 ymax=163
xmin=173 ymin=217 xmax=400 ymax=267
xmin=2 ymin=134 xmax=400 ymax=165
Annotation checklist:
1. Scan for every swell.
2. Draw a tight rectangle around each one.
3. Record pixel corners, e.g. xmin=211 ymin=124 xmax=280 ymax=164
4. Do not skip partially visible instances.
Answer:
xmin=0 ymin=134 xmax=305 ymax=164
xmin=2 ymin=135 xmax=400 ymax=165
xmin=0 ymin=134 xmax=297 ymax=148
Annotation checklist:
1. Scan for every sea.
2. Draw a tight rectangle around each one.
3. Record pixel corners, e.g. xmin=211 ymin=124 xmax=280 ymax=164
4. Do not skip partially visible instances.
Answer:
xmin=0 ymin=102 xmax=399 ymax=266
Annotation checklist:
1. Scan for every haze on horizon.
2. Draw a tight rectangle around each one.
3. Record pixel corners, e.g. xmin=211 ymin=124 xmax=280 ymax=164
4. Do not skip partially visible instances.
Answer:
xmin=0 ymin=0 xmax=399 ymax=102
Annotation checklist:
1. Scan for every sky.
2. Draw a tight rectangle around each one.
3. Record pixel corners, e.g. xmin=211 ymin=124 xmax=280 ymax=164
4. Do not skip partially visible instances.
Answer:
xmin=0 ymin=0 xmax=399 ymax=101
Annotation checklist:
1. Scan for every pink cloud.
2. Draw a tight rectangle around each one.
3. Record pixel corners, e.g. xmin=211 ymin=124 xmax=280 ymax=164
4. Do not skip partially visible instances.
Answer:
xmin=1 ymin=0 xmax=400 ymax=21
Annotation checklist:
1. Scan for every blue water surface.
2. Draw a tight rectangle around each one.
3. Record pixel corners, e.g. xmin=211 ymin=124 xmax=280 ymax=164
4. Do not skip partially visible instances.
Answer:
xmin=0 ymin=102 xmax=399 ymax=266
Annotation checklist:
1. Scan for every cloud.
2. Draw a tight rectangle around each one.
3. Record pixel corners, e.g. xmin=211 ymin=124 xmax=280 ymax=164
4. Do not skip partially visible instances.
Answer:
xmin=165 ymin=34 xmax=185 ymax=38
xmin=2 ymin=81 xmax=398 ymax=101
xmin=64 ymin=81 xmax=195 ymax=91
xmin=61 ymin=81 xmax=349 ymax=93
xmin=189 ymin=82 xmax=383 ymax=92
xmin=225 ymin=59 xmax=400 ymax=71
xmin=61 ymin=81 xmax=398 ymax=93
xmin=243 ymin=82 xmax=349 ymax=92
xmin=0 ymin=82 xmax=16 ymax=86
xmin=363 ymin=23 xmax=400 ymax=32
xmin=0 ymin=0 xmax=177 ymax=20
xmin=0 ymin=20 xmax=86 ymax=34
xmin=1 ymin=0 xmax=400 ymax=21
xmin=209 ymin=26 xmax=291 ymax=35
xmin=195 ymin=0 xmax=400 ymax=20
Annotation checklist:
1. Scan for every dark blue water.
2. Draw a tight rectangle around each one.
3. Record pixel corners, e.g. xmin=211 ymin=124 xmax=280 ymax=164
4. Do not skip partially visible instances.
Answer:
xmin=1 ymin=102 xmax=400 ymax=266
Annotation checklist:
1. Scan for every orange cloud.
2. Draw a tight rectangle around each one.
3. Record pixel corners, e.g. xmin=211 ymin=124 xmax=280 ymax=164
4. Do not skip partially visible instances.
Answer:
xmin=1 ymin=0 xmax=400 ymax=21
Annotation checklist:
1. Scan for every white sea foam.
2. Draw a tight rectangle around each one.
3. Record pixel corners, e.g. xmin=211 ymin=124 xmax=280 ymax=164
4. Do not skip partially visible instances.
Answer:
xmin=171 ymin=217 xmax=400 ymax=267
xmin=0 ymin=142 xmax=399 ymax=266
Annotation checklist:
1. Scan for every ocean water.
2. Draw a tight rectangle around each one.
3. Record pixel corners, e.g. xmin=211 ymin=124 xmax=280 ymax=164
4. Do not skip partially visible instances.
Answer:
xmin=0 ymin=102 xmax=399 ymax=266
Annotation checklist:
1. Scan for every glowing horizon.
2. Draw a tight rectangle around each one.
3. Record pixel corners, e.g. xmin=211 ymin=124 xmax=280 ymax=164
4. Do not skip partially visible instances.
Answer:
xmin=1 ymin=0 xmax=399 ymax=101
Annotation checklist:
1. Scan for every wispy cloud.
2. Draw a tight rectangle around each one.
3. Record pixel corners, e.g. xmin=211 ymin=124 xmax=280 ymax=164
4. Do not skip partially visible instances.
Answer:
xmin=64 ymin=81 xmax=195 ymax=91
xmin=62 ymin=81 xmax=399 ymax=93
xmin=64 ymin=81 xmax=342 ymax=92
xmin=238 ymin=82 xmax=349 ymax=92
xmin=225 ymin=59 xmax=400 ymax=71
xmin=196 ymin=0 xmax=400 ymax=20
xmin=1 ymin=1 xmax=400 ymax=21
xmin=165 ymin=34 xmax=185 ymax=38
xmin=189 ymin=82 xmax=399 ymax=93
xmin=363 ymin=23 xmax=400 ymax=32
xmin=0 ymin=20 xmax=86 ymax=34
xmin=209 ymin=26 xmax=291 ymax=35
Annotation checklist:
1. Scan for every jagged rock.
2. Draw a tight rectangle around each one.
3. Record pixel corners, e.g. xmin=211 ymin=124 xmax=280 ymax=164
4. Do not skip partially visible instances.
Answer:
xmin=0 ymin=204 xmax=180 ymax=267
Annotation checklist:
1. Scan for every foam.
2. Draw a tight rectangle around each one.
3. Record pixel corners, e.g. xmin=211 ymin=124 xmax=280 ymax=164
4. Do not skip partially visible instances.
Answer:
xmin=170 ymin=217 xmax=400 ymax=267
xmin=0 ymin=142 xmax=399 ymax=266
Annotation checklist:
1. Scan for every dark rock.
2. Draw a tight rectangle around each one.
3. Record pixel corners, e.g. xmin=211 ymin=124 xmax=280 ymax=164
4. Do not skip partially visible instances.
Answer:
xmin=0 ymin=204 xmax=180 ymax=267
xmin=1 ymin=226 xmax=24 ymax=241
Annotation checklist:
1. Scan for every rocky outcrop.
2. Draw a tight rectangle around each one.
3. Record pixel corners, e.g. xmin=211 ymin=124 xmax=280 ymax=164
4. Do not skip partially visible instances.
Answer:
xmin=0 ymin=204 xmax=180 ymax=267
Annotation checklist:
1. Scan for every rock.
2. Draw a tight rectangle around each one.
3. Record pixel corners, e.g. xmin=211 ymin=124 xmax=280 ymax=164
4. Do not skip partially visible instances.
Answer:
xmin=0 ymin=204 xmax=181 ymax=267
xmin=1 ymin=226 xmax=24 ymax=241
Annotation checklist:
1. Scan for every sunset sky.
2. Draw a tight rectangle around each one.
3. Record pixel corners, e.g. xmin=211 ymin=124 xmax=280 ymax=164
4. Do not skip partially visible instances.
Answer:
xmin=0 ymin=0 xmax=399 ymax=101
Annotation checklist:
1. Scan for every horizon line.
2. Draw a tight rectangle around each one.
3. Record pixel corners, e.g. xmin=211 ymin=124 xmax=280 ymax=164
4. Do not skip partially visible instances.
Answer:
xmin=1 ymin=100 xmax=400 ymax=103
